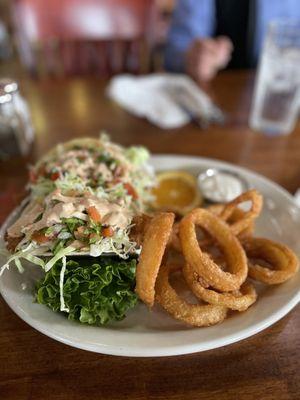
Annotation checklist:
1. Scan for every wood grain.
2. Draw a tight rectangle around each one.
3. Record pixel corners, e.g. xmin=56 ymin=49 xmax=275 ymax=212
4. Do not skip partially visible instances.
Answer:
xmin=0 ymin=70 xmax=299 ymax=400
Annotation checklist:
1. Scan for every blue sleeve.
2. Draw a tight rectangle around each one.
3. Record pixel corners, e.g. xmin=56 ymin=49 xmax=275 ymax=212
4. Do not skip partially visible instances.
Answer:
xmin=164 ymin=0 xmax=216 ymax=72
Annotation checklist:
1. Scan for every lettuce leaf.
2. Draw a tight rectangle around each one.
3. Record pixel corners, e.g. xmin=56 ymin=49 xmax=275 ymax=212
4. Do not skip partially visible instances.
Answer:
xmin=35 ymin=257 xmax=138 ymax=325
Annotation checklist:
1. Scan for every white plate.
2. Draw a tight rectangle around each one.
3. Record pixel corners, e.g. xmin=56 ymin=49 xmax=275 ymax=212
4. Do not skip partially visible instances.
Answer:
xmin=1 ymin=155 xmax=300 ymax=357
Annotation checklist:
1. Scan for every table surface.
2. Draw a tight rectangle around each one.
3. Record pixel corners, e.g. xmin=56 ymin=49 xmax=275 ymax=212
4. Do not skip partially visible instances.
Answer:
xmin=0 ymin=70 xmax=299 ymax=400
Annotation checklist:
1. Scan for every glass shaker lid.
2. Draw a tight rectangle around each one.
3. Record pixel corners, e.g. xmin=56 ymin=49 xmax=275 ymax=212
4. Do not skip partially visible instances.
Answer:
xmin=0 ymin=78 xmax=18 ymax=94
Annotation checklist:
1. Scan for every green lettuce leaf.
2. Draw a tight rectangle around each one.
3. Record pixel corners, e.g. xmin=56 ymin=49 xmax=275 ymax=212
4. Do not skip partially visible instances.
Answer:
xmin=62 ymin=217 xmax=85 ymax=233
xmin=35 ymin=257 xmax=138 ymax=325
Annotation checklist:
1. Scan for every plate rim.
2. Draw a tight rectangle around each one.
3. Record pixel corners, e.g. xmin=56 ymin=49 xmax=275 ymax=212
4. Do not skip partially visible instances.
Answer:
xmin=1 ymin=154 xmax=300 ymax=357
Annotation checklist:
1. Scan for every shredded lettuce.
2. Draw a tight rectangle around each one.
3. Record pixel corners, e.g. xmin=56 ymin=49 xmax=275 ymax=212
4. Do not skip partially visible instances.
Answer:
xmin=59 ymin=256 xmax=69 ymax=312
xmin=0 ymin=243 xmax=44 ymax=276
xmin=31 ymin=179 xmax=55 ymax=199
xmin=55 ymin=174 xmax=86 ymax=193
xmin=14 ymin=258 xmax=24 ymax=273
xmin=44 ymin=245 xmax=75 ymax=272
xmin=125 ymin=146 xmax=149 ymax=166
xmin=52 ymin=239 xmax=66 ymax=255
xmin=36 ymin=257 xmax=138 ymax=325
xmin=63 ymin=217 xmax=85 ymax=233
xmin=57 ymin=231 xmax=72 ymax=240
xmin=23 ymin=253 xmax=45 ymax=268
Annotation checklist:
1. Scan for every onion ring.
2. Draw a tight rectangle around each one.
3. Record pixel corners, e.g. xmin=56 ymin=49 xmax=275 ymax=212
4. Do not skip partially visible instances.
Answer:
xmin=170 ymin=191 xmax=259 ymax=252
xmin=135 ymin=212 xmax=175 ymax=307
xmin=219 ymin=189 xmax=262 ymax=236
xmin=183 ymin=263 xmax=257 ymax=311
xmin=243 ymin=237 xmax=299 ymax=284
xmin=155 ymin=264 xmax=228 ymax=327
xmin=207 ymin=204 xmax=254 ymax=239
xmin=179 ymin=208 xmax=248 ymax=291
xmin=168 ymin=222 xmax=182 ymax=252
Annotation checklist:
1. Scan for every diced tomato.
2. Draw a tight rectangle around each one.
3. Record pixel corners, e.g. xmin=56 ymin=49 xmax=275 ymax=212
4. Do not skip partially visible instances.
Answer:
xmin=124 ymin=183 xmax=138 ymax=200
xmin=102 ymin=226 xmax=114 ymax=237
xmin=87 ymin=206 xmax=102 ymax=223
xmin=29 ymin=169 xmax=37 ymax=183
xmin=31 ymin=231 xmax=50 ymax=244
xmin=50 ymin=171 xmax=60 ymax=181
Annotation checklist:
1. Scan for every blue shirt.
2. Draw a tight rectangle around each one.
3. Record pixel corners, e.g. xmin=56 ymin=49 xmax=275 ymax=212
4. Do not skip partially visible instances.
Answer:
xmin=165 ymin=0 xmax=300 ymax=71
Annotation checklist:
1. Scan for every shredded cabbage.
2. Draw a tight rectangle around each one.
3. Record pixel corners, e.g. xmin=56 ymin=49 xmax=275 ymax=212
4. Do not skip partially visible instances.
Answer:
xmin=59 ymin=256 xmax=69 ymax=312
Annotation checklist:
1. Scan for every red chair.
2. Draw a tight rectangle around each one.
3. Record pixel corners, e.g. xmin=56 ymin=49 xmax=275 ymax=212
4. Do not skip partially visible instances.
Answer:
xmin=12 ymin=0 xmax=156 ymax=77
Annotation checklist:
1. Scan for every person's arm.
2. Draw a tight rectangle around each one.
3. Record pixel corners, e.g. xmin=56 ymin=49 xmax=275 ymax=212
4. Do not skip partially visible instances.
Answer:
xmin=164 ymin=0 xmax=216 ymax=72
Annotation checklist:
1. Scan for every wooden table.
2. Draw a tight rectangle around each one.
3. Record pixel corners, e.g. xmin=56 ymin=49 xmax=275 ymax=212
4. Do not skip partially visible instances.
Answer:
xmin=0 ymin=70 xmax=299 ymax=400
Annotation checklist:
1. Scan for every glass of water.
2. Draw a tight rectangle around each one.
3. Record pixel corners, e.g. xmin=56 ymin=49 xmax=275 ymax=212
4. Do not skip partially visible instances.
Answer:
xmin=250 ymin=20 xmax=300 ymax=135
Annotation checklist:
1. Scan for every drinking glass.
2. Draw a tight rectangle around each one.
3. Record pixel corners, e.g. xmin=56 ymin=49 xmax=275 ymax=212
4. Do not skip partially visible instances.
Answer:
xmin=250 ymin=20 xmax=300 ymax=135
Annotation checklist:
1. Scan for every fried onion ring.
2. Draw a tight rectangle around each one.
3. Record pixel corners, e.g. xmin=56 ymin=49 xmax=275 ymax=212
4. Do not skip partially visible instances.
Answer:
xmin=170 ymin=191 xmax=259 ymax=252
xmin=135 ymin=212 xmax=175 ymax=307
xmin=183 ymin=263 xmax=257 ymax=311
xmin=155 ymin=264 xmax=228 ymax=327
xmin=207 ymin=204 xmax=254 ymax=239
xmin=168 ymin=222 xmax=182 ymax=252
xmin=219 ymin=189 xmax=262 ymax=236
xmin=243 ymin=237 xmax=299 ymax=284
xmin=179 ymin=208 xmax=248 ymax=291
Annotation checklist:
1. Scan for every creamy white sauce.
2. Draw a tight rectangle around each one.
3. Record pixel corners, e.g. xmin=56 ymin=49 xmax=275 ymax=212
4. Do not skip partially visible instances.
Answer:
xmin=199 ymin=171 xmax=244 ymax=203
xmin=13 ymin=188 xmax=132 ymax=238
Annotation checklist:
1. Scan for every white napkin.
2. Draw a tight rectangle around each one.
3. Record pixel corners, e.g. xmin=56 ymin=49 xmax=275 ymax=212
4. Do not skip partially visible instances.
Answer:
xmin=294 ymin=189 xmax=300 ymax=206
xmin=107 ymin=73 xmax=224 ymax=129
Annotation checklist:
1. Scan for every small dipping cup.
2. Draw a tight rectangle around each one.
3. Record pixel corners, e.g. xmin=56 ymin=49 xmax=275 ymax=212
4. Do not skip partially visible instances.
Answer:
xmin=198 ymin=168 xmax=249 ymax=203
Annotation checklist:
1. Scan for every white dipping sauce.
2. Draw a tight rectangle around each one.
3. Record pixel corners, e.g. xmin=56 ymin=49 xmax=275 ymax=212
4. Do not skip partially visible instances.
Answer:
xmin=198 ymin=170 xmax=244 ymax=203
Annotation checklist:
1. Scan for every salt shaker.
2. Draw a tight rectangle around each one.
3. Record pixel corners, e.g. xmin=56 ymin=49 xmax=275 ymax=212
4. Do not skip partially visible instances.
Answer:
xmin=0 ymin=78 xmax=35 ymax=144
xmin=0 ymin=79 xmax=34 ymax=159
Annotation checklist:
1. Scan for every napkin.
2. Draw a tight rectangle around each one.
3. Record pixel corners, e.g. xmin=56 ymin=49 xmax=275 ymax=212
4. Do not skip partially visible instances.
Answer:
xmin=294 ymin=189 xmax=300 ymax=206
xmin=107 ymin=73 xmax=225 ymax=129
